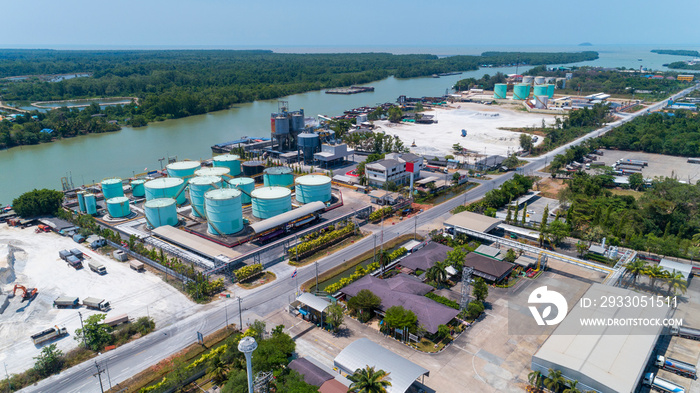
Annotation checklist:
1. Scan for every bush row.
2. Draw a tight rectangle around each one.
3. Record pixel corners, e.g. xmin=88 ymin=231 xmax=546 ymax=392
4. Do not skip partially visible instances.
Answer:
xmin=234 ymin=264 xmax=263 ymax=281
xmin=425 ymin=293 xmax=460 ymax=310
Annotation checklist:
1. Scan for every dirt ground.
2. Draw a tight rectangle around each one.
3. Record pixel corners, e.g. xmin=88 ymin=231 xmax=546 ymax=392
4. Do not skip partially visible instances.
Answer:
xmin=0 ymin=224 xmax=199 ymax=374
xmin=535 ymin=177 xmax=566 ymax=199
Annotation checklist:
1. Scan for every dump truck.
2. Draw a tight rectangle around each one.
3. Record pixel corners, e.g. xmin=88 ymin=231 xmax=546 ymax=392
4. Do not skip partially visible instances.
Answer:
xmin=82 ymin=297 xmax=110 ymax=311
xmin=31 ymin=326 xmax=68 ymax=345
xmin=643 ymin=372 xmax=685 ymax=393
xmin=59 ymin=250 xmax=72 ymax=261
xmin=53 ymin=296 xmax=79 ymax=308
xmin=671 ymin=326 xmax=700 ymax=341
xmin=88 ymin=261 xmax=107 ymax=275
xmin=104 ymin=314 xmax=129 ymax=327
xmin=130 ymin=261 xmax=145 ymax=272
xmin=66 ymin=255 xmax=82 ymax=269
xmin=70 ymin=248 xmax=83 ymax=259
xmin=656 ymin=355 xmax=697 ymax=379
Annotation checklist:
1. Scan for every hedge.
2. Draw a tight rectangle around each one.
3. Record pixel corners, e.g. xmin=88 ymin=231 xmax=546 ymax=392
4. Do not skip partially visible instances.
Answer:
xmin=425 ymin=293 xmax=460 ymax=310
xmin=288 ymin=223 xmax=355 ymax=259
xmin=324 ymin=262 xmax=380 ymax=294
xmin=369 ymin=207 xmax=393 ymax=222
xmin=234 ymin=264 xmax=263 ymax=281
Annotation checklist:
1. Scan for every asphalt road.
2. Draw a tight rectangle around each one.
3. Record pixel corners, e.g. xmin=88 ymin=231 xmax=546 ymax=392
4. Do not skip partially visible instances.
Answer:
xmin=25 ymin=83 xmax=698 ymax=393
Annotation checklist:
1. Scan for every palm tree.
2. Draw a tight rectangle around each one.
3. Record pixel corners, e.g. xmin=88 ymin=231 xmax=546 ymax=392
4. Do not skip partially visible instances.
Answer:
xmin=378 ymin=249 xmax=391 ymax=276
xmin=625 ymin=260 xmax=648 ymax=285
xmin=644 ymin=264 xmax=666 ymax=291
xmin=665 ymin=271 xmax=688 ymax=296
xmin=206 ymin=355 xmax=229 ymax=385
xmin=348 ymin=366 xmax=392 ymax=393
xmin=544 ymin=368 xmax=565 ymax=392
xmin=563 ymin=380 xmax=582 ymax=393
xmin=527 ymin=370 xmax=543 ymax=388
xmin=427 ymin=261 xmax=448 ymax=287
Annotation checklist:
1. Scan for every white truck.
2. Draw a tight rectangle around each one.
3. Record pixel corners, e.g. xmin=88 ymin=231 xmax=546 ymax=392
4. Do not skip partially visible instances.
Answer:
xmin=656 ymin=355 xmax=697 ymax=379
xmin=643 ymin=372 xmax=685 ymax=393
xmin=31 ymin=326 xmax=68 ymax=345
xmin=88 ymin=261 xmax=107 ymax=275
xmin=82 ymin=297 xmax=110 ymax=311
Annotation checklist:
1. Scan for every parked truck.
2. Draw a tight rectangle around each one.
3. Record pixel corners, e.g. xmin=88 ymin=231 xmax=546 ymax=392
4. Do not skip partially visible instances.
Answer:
xmin=31 ymin=325 xmax=68 ymax=345
xmin=655 ymin=355 xmax=697 ymax=379
xmin=130 ymin=261 xmax=145 ymax=272
xmin=82 ymin=297 xmax=110 ymax=311
xmin=88 ymin=261 xmax=107 ymax=275
xmin=104 ymin=314 xmax=129 ymax=327
xmin=59 ymin=250 xmax=72 ymax=261
xmin=66 ymin=255 xmax=83 ymax=269
xmin=53 ymin=296 xmax=80 ymax=308
xmin=643 ymin=372 xmax=685 ymax=393
xmin=70 ymin=248 xmax=83 ymax=259
xmin=671 ymin=326 xmax=700 ymax=341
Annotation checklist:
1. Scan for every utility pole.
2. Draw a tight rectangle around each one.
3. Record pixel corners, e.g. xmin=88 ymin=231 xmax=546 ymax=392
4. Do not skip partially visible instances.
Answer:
xmin=78 ymin=312 xmax=87 ymax=348
xmin=238 ymin=297 xmax=243 ymax=330
xmin=93 ymin=361 xmax=105 ymax=393
xmin=4 ymin=363 xmax=11 ymax=392
xmin=315 ymin=261 xmax=319 ymax=294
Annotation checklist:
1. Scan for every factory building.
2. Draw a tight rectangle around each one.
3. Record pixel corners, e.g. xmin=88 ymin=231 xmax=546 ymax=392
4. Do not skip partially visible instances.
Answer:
xmin=365 ymin=159 xmax=410 ymax=188
xmin=270 ymin=102 xmax=306 ymax=151
xmin=314 ymin=143 xmax=351 ymax=168
xmin=385 ymin=152 xmax=424 ymax=178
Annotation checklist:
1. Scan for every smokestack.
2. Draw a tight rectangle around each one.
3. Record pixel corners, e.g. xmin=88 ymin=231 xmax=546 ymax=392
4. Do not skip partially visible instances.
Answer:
xmin=238 ymin=336 xmax=258 ymax=393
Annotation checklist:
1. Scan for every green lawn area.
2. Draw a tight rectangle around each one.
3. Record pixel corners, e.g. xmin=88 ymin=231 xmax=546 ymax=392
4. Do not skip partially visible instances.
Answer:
xmin=610 ymin=188 xmax=644 ymax=200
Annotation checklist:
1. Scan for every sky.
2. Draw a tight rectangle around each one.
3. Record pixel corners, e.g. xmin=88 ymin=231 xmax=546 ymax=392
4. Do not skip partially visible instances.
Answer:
xmin=3 ymin=0 xmax=699 ymax=49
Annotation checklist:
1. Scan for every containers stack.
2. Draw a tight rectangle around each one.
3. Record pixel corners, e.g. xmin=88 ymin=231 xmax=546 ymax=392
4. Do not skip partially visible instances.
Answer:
xmin=144 ymin=178 xmax=187 ymax=205
xmin=228 ymin=177 xmax=255 ymax=204
xmin=144 ymin=198 xmax=178 ymax=228
xmin=212 ymin=154 xmax=241 ymax=176
xmin=84 ymin=194 xmax=97 ymax=215
xmin=77 ymin=191 xmax=86 ymax=213
xmin=188 ymin=176 xmax=223 ymax=218
xmin=106 ymin=197 xmax=131 ymax=218
xmin=204 ymin=188 xmax=243 ymax=235
xmin=493 ymin=84 xmax=507 ymax=99
xmin=242 ymin=161 xmax=265 ymax=177
xmin=295 ymin=175 xmax=332 ymax=204
xmin=166 ymin=161 xmax=201 ymax=179
xmin=251 ymin=187 xmax=292 ymax=219
xmin=195 ymin=167 xmax=231 ymax=178
xmin=101 ymin=178 xmax=124 ymax=200
xmin=263 ymin=167 xmax=294 ymax=188
xmin=131 ymin=179 xmax=146 ymax=198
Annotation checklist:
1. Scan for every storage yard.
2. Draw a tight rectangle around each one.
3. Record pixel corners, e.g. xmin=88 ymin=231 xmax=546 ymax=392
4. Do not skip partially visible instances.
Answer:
xmin=591 ymin=149 xmax=700 ymax=182
xmin=0 ymin=225 xmax=196 ymax=374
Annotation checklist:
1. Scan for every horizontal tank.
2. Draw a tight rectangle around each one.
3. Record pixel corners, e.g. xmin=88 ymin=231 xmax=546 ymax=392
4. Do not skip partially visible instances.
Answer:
xmin=188 ymin=176 xmax=223 ymax=218
xmin=546 ymin=84 xmax=555 ymax=98
xmin=228 ymin=177 xmax=255 ymax=204
xmin=84 ymin=193 xmax=97 ymax=215
xmin=251 ymin=187 xmax=292 ymax=219
xmin=144 ymin=177 xmax=187 ymax=205
xmin=242 ymin=161 xmax=265 ymax=177
xmin=533 ymin=85 xmax=548 ymax=98
xmin=204 ymin=188 xmax=244 ymax=235
xmin=212 ymin=154 xmax=241 ymax=176
xmin=131 ymin=179 xmax=146 ymax=198
xmin=77 ymin=191 xmax=86 ymax=213
xmin=166 ymin=161 xmax=201 ymax=179
xmin=263 ymin=166 xmax=294 ymax=188
xmin=144 ymin=198 xmax=178 ymax=228
xmin=195 ymin=167 xmax=231 ymax=178
xmin=513 ymin=84 xmax=531 ymax=100
xmin=295 ymin=175 xmax=332 ymax=204
xmin=101 ymin=178 xmax=124 ymax=200
xmin=493 ymin=84 xmax=507 ymax=99
xmin=106 ymin=196 xmax=131 ymax=218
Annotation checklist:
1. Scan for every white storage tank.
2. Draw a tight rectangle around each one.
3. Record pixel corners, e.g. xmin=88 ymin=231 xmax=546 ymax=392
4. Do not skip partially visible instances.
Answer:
xmin=166 ymin=161 xmax=201 ymax=178
xmin=195 ymin=167 xmax=231 ymax=178
xmin=212 ymin=154 xmax=241 ymax=176
xmin=295 ymin=175 xmax=332 ymax=204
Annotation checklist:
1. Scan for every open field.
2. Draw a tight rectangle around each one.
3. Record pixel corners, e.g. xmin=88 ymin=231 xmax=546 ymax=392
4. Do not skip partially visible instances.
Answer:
xmin=0 ymin=224 xmax=198 ymax=374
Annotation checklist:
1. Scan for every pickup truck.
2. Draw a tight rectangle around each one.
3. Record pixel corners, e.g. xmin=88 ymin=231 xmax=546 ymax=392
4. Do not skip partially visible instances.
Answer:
xmin=88 ymin=261 xmax=107 ymax=275
xmin=82 ymin=297 xmax=110 ymax=311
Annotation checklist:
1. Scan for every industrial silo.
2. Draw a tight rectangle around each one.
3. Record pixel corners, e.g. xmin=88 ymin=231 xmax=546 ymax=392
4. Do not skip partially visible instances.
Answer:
xmin=251 ymin=187 xmax=292 ymax=219
xmin=295 ymin=175 xmax=332 ymax=204
xmin=228 ymin=177 xmax=255 ymax=204
xmin=195 ymin=167 xmax=231 ymax=178
xmin=522 ymin=76 xmax=534 ymax=84
xmin=77 ymin=191 xmax=86 ymax=213
xmin=242 ymin=161 xmax=265 ymax=177
xmin=292 ymin=113 xmax=305 ymax=132
xmin=546 ymin=84 xmax=555 ymax=98
xmin=274 ymin=116 xmax=290 ymax=135
xmin=263 ymin=167 xmax=294 ymax=188
xmin=534 ymin=96 xmax=549 ymax=109
xmin=144 ymin=198 xmax=178 ymax=228
xmin=131 ymin=179 xmax=146 ymax=198
xmin=212 ymin=154 xmax=241 ymax=176
xmin=188 ymin=176 xmax=223 ymax=218
xmin=534 ymin=76 xmax=545 ymax=85
xmin=297 ymin=133 xmax=320 ymax=164
xmin=101 ymin=178 xmax=124 ymax=200
xmin=166 ymin=161 xmax=201 ymax=179
xmin=84 ymin=193 xmax=97 ymax=215
xmin=204 ymin=188 xmax=244 ymax=235
xmin=513 ymin=84 xmax=531 ymax=100
xmin=533 ymin=85 xmax=548 ymax=98
xmin=493 ymin=84 xmax=507 ymax=99
xmin=144 ymin=177 xmax=187 ymax=205
xmin=106 ymin=196 xmax=131 ymax=218
xmin=545 ymin=77 xmax=557 ymax=84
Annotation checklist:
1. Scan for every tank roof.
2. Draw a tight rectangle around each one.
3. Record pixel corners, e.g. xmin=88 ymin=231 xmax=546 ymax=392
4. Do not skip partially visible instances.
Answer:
xmin=298 ymin=132 xmax=319 ymax=138
xmin=264 ymin=166 xmax=292 ymax=175
xmin=144 ymin=198 xmax=176 ymax=208
xmin=205 ymin=188 xmax=242 ymax=200
xmin=145 ymin=177 xmax=184 ymax=189
xmin=295 ymin=175 xmax=331 ymax=186
xmin=106 ymin=196 xmax=129 ymax=204
xmin=102 ymin=178 xmax=122 ymax=185
xmin=131 ymin=179 xmax=146 ymax=185
xmin=84 ymin=193 xmax=95 ymax=197
xmin=228 ymin=177 xmax=255 ymax=185
xmin=242 ymin=160 xmax=265 ymax=167
xmin=195 ymin=167 xmax=230 ymax=177
xmin=251 ymin=186 xmax=291 ymax=199
xmin=188 ymin=176 xmax=222 ymax=186
xmin=166 ymin=161 xmax=201 ymax=170
xmin=213 ymin=154 xmax=240 ymax=161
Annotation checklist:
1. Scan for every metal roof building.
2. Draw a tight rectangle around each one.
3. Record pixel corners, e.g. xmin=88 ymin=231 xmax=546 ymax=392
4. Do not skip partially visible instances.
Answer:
xmin=334 ymin=338 xmax=429 ymax=393
xmin=398 ymin=241 xmax=452 ymax=271
xmin=445 ymin=211 xmax=502 ymax=233
xmin=659 ymin=259 xmax=693 ymax=282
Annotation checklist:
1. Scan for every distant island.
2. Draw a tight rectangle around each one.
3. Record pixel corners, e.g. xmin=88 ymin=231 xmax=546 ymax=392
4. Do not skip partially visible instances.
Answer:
xmin=667 ymin=61 xmax=700 ymax=70
xmin=651 ymin=49 xmax=700 ymax=57
xmin=578 ymin=42 xmax=593 ymax=46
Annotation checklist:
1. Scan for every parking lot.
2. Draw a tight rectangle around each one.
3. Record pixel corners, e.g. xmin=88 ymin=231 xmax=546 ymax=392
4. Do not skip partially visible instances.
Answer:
xmin=593 ymin=149 xmax=700 ymax=183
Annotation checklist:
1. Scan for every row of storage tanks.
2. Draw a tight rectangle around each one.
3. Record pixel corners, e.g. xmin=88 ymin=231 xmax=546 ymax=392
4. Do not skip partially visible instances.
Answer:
xmin=493 ymin=83 xmax=555 ymax=100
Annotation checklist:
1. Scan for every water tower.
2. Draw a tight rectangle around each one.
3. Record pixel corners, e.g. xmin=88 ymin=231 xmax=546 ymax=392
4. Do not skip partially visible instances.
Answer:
xmin=238 ymin=336 xmax=258 ymax=393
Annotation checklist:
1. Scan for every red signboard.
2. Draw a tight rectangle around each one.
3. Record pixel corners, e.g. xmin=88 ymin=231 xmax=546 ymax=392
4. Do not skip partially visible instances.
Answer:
xmin=406 ymin=162 xmax=414 ymax=172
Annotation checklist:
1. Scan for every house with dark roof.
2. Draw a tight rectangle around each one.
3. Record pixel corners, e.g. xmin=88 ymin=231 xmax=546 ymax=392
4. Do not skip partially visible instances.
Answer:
xmin=399 ymin=242 xmax=452 ymax=272
xmin=463 ymin=253 xmax=514 ymax=282
xmin=288 ymin=357 xmax=351 ymax=392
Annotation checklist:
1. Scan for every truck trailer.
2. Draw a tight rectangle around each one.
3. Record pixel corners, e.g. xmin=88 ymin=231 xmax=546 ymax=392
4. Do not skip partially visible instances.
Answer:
xmin=82 ymin=297 xmax=110 ymax=311
xmin=656 ymin=355 xmax=697 ymax=379
xmin=671 ymin=326 xmax=700 ymax=341
xmin=104 ymin=314 xmax=129 ymax=327
xmin=31 ymin=325 xmax=68 ymax=345
xmin=643 ymin=372 xmax=685 ymax=393
xmin=70 ymin=248 xmax=83 ymax=259
xmin=88 ymin=261 xmax=107 ymax=275
xmin=66 ymin=255 xmax=82 ymax=269
xmin=53 ymin=296 xmax=79 ymax=308
xmin=59 ymin=250 xmax=72 ymax=261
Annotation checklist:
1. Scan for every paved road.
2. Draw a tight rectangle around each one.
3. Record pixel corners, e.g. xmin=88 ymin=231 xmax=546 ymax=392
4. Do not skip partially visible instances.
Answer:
xmin=26 ymin=84 xmax=698 ymax=393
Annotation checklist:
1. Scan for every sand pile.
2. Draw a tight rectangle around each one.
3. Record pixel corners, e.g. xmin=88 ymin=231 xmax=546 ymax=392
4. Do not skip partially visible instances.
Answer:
xmin=0 ymin=244 xmax=16 ymax=285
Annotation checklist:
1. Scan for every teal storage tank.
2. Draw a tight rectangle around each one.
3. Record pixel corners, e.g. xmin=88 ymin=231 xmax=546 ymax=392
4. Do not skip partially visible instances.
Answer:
xmin=212 ymin=154 xmax=241 ymax=176
xmin=77 ymin=191 xmax=86 ymax=213
xmin=106 ymin=196 xmax=131 ymax=218
xmin=493 ymin=84 xmax=507 ymax=99
xmin=546 ymin=84 xmax=555 ymax=98
xmin=144 ymin=178 xmax=187 ymax=205
xmin=228 ymin=177 xmax=255 ymax=204
xmin=513 ymin=84 xmax=531 ymax=100
xmin=131 ymin=179 xmax=146 ymax=198
xmin=295 ymin=175 xmax=332 ymax=204
xmin=195 ymin=167 xmax=231 ymax=178
xmin=84 ymin=193 xmax=97 ymax=215
xmin=144 ymin=198 xmax=178 ymax=228
xmin=204 ymin=188 xmax=243 ymax=235
xmin=263 ymin=167 xmax=294 ymax=188
xmin=166 ymin=161 xmax=201 ymax=179
xmin=533 ymin=85 xmax=548 ymax=98
xmin=251 ymin=187 xmax=292 ymax=219
xmin=101 ymin=178 xmax=124 ymax=200
xmin=188 ymin=176 xmax=223 ymax=218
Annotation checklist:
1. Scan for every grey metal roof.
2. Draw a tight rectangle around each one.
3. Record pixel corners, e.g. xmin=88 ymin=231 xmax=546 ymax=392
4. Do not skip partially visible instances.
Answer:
xmin=297 ymin=292 xmax=331 ymax=313
xmin=367 ymin=159 xmax=402 ymax=170
xmin=399 ymin=242 xmax=452 ymax=271
xmin=249 ymin=201 xmax=325 ymax=234
xmin=445 ymin=211 xmax=502 ymax=233
xmin=463 ymin=253 xmax=514 ymax=282
xmin=334 ymin=338 xmax=429 ymax=393
xmin=474 ymin=244 xmax=501 ymax=258
xmin=288 ymin=358 xmax=334 ymax=387
xmin=588 ymin=244 xmax=606 ymax=255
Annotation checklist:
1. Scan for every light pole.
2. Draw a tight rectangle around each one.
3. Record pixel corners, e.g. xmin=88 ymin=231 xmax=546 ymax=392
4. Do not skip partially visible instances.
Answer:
xmin=238 ymin=337 xmax=258 ymax=393
xmin=238 ymin=297 xmax=243 ymax=330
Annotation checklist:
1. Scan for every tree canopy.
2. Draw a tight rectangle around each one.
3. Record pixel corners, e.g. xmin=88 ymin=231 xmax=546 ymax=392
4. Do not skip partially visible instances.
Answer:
xmin=12 ymin=188 xmax=64 ymax=217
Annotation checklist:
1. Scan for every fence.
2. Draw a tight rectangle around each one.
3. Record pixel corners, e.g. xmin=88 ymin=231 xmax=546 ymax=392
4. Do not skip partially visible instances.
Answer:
xmin=105 ymin=239 xmax=192 ymax=283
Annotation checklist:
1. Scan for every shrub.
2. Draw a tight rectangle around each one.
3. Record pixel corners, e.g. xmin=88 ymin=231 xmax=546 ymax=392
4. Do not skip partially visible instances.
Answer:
xmin=234 ymin=264 xmax=263 ymax=281
xmin=425 ymin=293 xmax=460 ymax=309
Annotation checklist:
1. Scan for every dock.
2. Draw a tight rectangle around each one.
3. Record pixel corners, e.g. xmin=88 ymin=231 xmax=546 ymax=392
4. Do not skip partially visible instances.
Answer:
xmin=325 ymin=86 xmax=375 ymax=95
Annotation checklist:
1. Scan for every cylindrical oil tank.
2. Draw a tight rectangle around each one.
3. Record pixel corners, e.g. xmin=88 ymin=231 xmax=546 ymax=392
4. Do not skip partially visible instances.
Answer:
xmin=188 ymin=176 xmax=223 ymax=218
xmin=84 ymin=193 xmax=97 ymax=215
xmin=144 ymin=198 xmax=178 ymax=228
xmin=242 ymin=161 xmax=265 ymax=177
xmin=522 ymin=76 xmax=534 ymax=84
xmin=195 ymin=167 xmax=230 ymax=178
xmin=251 ymin=187 xmax=292 ymax=219
xmin=534 ymin=76 xmax=546 ymax=85
xmin=292 ymin=113 xmax=305 ymax=132
xmin=493 ymin=84 xmax=507 ymax=99
xmin=106 ymin=196 xmax=130 ymax=218
xmin=533 ymin=85 xmax=548 ymax=98
xmin=298 ymin=133 xmax=320 ymax=164
xmin=263 ymin=167 xmax=294 ymax=188
xmin=204 ymin=188 xmax=243 ymax=235
xmin=545 ymin=77 xmax=557 ymax=84
xmin=131 ymin=179 xmax=146 ymax=198
xmin=295 ymin=175 xmax=332 ymax=204
xmin=535 ymin=96 xmax=549 ymax=109
xmin=77 ymin=191 xmax=86 ymax=213
xmin=274 ymin=116 xmax=289 ymax=135
xmin=212 ymin=154 xmax=241 ymax=176
xmin=166 ymin=161 xmax=201 ymax=179
xmin=144 ymin=177 xmax=186 ymax=205
xmin=513 ymin=84 xmax=531 ymax=100
xmin=228 ymin=177 xmax=255 ymax=204
xmin=546 ymin=84 xmax=555 ymax=98
xmin=101 ymin=178 xmax=124 ymax=200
